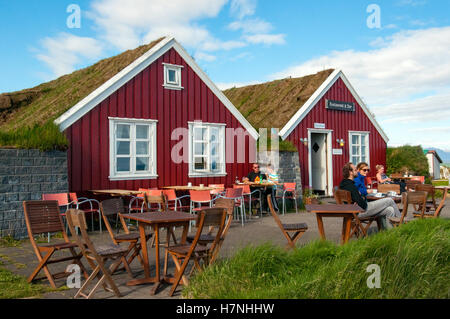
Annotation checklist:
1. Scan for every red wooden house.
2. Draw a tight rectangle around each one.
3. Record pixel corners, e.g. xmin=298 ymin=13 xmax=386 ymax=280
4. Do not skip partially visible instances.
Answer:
xmin=224 ymin=69 xmax=389 ymax=196
xmin=55 ymin=37 xmax=258 ymax=193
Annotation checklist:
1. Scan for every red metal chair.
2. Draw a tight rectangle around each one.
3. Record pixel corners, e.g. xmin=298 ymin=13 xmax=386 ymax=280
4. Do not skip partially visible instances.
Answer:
xmin=208 ymin=184 xmax=225 ymax=196
xmin=233 ymin=184 xmax=262 ymax=218
xmin=42 ymin=193 xmax=74 ymax=239
xmin=189 ymin=190 xmax=214 ymax=214
xmin=69 ymin=193 xmax=102 ymax=233
xmin=129 ymin=188 xmax=163 ymax=213
xmin=276 ymin=183 xmax=298 ymax=215
xmin=224 ymin=187 xmax=246 ymax=226
xmin=162 ymin=189 xmax=191 ymax=212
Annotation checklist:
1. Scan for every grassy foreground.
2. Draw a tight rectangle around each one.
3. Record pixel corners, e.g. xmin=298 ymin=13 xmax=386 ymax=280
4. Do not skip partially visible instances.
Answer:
xmin=185 ymin=218 xmax=450 ymax=299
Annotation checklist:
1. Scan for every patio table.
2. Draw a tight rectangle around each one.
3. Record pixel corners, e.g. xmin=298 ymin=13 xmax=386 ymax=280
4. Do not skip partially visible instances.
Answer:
xmin=306 ymin=204 xmax=364 ymax=244
xmin=162 ymin=186 xmax=217 ymax=191
xmin=121 ymin=211 xmax=197 ymax=295
xmin=89 ymin=189 xmax=143 ymax=197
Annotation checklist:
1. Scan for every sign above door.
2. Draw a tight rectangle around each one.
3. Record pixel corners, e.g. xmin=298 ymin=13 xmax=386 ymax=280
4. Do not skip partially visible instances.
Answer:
xmin=326 ymin=99 xmax=355 ymax=112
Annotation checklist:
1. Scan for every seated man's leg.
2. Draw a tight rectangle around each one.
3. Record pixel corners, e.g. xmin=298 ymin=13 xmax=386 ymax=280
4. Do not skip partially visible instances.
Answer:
xmin=360 ymin=198 xmax=395 ymax=230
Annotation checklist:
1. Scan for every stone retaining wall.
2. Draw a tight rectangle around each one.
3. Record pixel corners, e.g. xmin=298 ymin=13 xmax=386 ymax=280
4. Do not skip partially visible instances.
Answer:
xmin=0 ymin=149 xmax=68 ymax=238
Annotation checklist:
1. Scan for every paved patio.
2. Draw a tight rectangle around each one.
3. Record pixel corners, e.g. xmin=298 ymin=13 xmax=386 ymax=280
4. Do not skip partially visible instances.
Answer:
xmin=1 ymin=197 xmax=449 ymax=299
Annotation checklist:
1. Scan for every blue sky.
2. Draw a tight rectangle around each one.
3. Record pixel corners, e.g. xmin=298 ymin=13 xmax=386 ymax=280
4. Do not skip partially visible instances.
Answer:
xmin=1 ymin=0 xmax=450 ymax=151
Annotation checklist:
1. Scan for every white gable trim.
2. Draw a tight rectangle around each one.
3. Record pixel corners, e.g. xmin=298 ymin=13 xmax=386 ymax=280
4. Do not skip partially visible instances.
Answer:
xmin=279 ymin=70 xmax=389 ymax=143
xmin=54 ymin=37 xmax=259 ymax=141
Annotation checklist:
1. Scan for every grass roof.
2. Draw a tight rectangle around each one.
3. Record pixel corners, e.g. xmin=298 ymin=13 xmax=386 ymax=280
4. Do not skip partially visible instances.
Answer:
xmin=222 ymin=69 xmax=334 ymax=130
xmin=0 ymin=37 xmax=165 ymax=132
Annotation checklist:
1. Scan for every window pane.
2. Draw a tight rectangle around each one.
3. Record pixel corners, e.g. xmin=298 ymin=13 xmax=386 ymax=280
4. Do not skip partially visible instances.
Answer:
xmin=136 ymin=157 xmax=149 ymax=171
xmin=117 ymin=158 xmax=130 ymax=172
xmin=136 ymin=125 xmax=149 ymax=139
xmin=211 ymin=157 xmax=220 ymax=171
xmin=352 ymin=156 xmax=359 ymax=165
xmin=116 ymin=141 xmax=130 ymax=155
xmin=361 ymin=135 xmax=366 ymax=146
xmin=194 ymin=157 xmax=207 ymax=170
xmin=361 ymin=156 xmax=366 ymax=163
xmin=352 ymin=146 xmax=360 ymax=156
xmin=136 ymin=141 xmax=149 ymax=155
xmin=352 ymin=135 xmax=359 ymax=145
xmin=361 ymin=146 xmax=366 ymax=157
xmin=168 ymin=69 xmax=177 ymax=83
xmin=194 ymin=127 xmax=207 ymax=141
xmin=194 ymin=142 xmax=206 ymax=156
xmin=116 ymin=124 xmax=130 ymax=139
xmin=210 ymin=128 xmax=219 ymax=143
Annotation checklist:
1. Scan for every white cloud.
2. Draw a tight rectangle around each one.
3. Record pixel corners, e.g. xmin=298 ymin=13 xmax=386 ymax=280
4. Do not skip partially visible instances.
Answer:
xmin=36 ymin=33 xmax=103 ymax=78
xmin=230 ymin=0 xmax=257 ymax=19
xmin=228 ymin=18 xmax=273 ymax=34
xmin=195 ymin=51 xmax=217 ymax=62
xmin=273 ymin=27 xmax=450 ymax=105
xmin=244 ymin=33 xmax=286 ymax=45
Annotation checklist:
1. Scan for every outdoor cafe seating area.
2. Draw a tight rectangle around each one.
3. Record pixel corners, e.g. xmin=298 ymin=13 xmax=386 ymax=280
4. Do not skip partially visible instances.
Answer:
xmin=16 ymin=173 xmax=449 ymax=298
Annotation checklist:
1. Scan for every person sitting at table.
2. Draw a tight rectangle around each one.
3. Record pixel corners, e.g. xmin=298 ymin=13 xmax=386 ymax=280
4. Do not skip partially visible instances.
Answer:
xmin=242 ymin=163 xmax=270 ymax=213
xmin=354 ymin=162 xmax=374 ymax=197
xmin=265 ymin=163 xmax=280 ymax=211
xmin=339 ymin=162 xmax=401 ymax=230
xmin=375 ymin=165 xmax=406 ymax=193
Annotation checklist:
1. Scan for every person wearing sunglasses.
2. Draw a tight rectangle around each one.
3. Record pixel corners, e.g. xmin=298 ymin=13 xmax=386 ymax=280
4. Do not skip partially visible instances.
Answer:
xmin=354 ymin=162 xmax=374 ymax=197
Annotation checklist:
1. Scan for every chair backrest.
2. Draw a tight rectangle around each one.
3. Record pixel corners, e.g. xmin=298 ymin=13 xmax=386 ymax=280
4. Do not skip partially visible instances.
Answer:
xmin=400 ymin=191 xmax=427 ymax=223
xmin=145 ymin=194 xmax=167 ymax=211
xmin=410 ymin=176 xmax=425 ymax=183
xmin=415 ymin=184 xmax=434 ymax=198
xmin=189 ymin=190 xmax=211 ymax=203
xmin=214 ymin=197 xmax=234 ymax=237
xmin=284 ymin=183 xmax=296 ymax=191
xmin=405 ymin=180 xmax=421 ymax=190
xmin=23 ymin=200 xmax=66 ymax=237
xmin=334 ymin=189 xmax=353 ymax=204
xmin=42 ymin=193 xmax=69 ymax=206
xmin=162 ymin=189 xmax=177 ymax=201
xmin=378 ymin=184 xmax=401 ymax=194
xmin=233 ymin=184 xmax=251 ymax=194
xmin=195 ymin=207 xmax=227 ymax=253
xmin=225 ymin=187 xmax=243 ymax=199
xmin=66 ymin=209 xmax=97 ymax=258
xmin=100 ymin=198 xmax=129 ymax=242
xmin=69 ymin=193 xmax=79 ymax=203
xmin=267 ymin=194 xmax=284 ymax=230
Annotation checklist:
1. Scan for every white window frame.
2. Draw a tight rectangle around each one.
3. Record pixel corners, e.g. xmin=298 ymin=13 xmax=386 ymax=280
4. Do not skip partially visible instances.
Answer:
xmin=348 ymin=131 xmax=370 ymax=166
xmin=188 ymin=122 xmax=226 ymax=178
xmin=163 ymin=63 xmax=184 ymax=90
xmin=109 ymin=117 xmax=158 ymax=181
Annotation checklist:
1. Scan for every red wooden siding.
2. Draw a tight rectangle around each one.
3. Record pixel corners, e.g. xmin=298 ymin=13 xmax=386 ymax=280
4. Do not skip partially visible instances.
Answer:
xmin=66 ymin=48 xmax=255 ymax=193
xmin=286 ymin=77 xmax=387 ymax=189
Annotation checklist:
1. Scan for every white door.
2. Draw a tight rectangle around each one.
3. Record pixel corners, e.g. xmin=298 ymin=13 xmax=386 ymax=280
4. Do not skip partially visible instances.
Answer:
xmin=311 ymin=133 xmax=328 ymax=192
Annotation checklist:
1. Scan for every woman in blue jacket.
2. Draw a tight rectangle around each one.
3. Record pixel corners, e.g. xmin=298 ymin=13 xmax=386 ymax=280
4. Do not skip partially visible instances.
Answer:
xmin=354 ymin=162 xmax=374 ymax=197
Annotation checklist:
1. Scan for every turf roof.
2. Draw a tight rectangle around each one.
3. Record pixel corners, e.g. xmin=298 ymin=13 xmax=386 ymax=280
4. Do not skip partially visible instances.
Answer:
xmin=0 ymin=37 xmax=165 ymax=132
xmin=222 ymin=69 xmax=334 ymax=130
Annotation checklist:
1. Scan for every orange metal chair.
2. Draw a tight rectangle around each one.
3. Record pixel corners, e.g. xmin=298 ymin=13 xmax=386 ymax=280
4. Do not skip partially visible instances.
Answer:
xmin=69 ymin=193 xmax=102 ymax=233
xmin=233 ymin=184 xmax=262 ymax=218
xmin=224 ymin=187 xmax=246 ymax=226
xmin=276 ymin=183 xmax=298 ymax=215
xmin=42 ymin=193 xmax=74 ymax=238
xmin=162 ymin=189 xmax=191 ymax=212
xmin=208 ymin=184 xmax=225 ymax=196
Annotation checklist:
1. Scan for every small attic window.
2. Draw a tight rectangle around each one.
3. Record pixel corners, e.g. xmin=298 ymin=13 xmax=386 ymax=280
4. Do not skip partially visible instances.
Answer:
xmin=163 ymin=63 xmax=184 ymax=90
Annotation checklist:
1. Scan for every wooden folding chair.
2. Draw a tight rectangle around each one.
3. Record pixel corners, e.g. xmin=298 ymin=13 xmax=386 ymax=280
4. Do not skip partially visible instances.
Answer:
xmin=166 ymin=207 xmax=227 ymax=297
xmin=413 ymin=188 xmax=447 ymax=219
xmin=405 ymin=180 xmax=421 ymax=191
xmin=378 ymin=184 xmax=401 ymax=194
xmin=100 ymin=198 xmax=152 ymax=277
xmin=23 ymin=200 xmax=88 ymax=289
xmin=66 ymin=209 xmax=129 ymax=299
xmin=334 ymin=189 xmax=381 ymax=238
xmin=186 ymin=198 xmax=235 ymax=264
xmin=267 ymin=195 xmax=307 ymax=249
xmin=389 ymin=191 xmax=427 ymax=227
xmin=415 ymin=184 xmax=437 ymax=211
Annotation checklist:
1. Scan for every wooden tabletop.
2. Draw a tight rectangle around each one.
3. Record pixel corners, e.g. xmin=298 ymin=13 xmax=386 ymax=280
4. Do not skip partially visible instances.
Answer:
xmin=433 ymin=185 xmax=449 ymax=190
xmin=121 ymin=211 xmax=197 ymax=224
xmin=89 ymin=189 xmax=143 ymax=196
xmin=238 ymin=182 xmax=276 ymax=187
xmin=162 ymin=186 xmax=217 ymax=191
xmin=305 ymin=204 xmax=364 ymax=213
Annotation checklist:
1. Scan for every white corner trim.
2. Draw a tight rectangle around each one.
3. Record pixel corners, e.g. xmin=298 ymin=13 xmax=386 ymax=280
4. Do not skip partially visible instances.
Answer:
xmin=54 ymin=36 xmax=259 ymax=142
xmin=279 ymin=70 xmax=389 ymax=143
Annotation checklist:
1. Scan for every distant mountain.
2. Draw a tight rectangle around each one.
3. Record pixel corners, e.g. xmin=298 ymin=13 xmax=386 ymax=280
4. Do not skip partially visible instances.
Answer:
xmin=425 ymin=148 xmax=450 ymax=164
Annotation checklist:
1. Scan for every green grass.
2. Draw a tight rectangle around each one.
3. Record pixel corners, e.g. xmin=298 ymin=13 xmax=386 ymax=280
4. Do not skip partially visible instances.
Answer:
xmin=0 ymin=121 xmax=68 ymax=151
xmin=184 ymin=218 xmax=450 ymax=299
xmin=0 ymin=267 xmax=55 ymax=299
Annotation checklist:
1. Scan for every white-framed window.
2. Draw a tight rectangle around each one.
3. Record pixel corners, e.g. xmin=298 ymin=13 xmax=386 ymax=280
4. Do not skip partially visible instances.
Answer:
xmin=188 ymin=122 xmax=226 ymax=177
xmin=349 ymin=131 xmax=370 ymax=165
xmin=109 ymin=117 xmax=158 ymax=180
xmin=163 ymin=63 xmax=183 ymax=90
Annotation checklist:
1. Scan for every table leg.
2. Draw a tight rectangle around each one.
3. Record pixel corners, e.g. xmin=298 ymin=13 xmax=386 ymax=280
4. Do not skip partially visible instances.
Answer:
xmin=316 ymin=214 xmax=326 ymax=240
xmin=342 ymin=216 xmax=352 ymax=244
xmin=150 ymin=224 xmax=161 ymax=295
xmin=126 ymin=223 xmax=153 ymax=286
